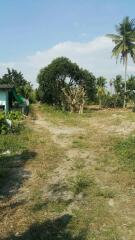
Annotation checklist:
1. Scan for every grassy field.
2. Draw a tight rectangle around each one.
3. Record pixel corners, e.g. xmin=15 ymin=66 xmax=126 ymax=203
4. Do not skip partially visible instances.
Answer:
xmin=0 ymin=104 xmax=135 ymax=240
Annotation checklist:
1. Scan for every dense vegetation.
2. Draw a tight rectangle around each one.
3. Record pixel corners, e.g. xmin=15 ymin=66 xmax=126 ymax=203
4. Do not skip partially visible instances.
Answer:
xmin=0 ymin=68 xmax=36 ymax=103
xmin=107 ymin=17 xmax=135 ymax=108
xmin=0 ymin=111 xmax=24 ymax=134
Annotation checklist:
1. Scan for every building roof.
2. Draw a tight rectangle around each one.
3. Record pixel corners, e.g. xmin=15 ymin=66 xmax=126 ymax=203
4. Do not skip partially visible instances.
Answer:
xmin=0 ymin=84 xmax=14 ymax=90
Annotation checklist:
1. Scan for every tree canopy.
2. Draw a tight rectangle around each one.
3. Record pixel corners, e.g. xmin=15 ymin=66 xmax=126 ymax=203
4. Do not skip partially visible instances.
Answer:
xmin=37 ymin=57 xmax=96 ymax=106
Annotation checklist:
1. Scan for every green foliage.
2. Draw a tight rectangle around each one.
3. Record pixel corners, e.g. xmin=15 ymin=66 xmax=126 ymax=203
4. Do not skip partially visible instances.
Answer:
xmin=127 ymin=75 xmax=135 ymax=107
xmin=127 ymin=75 xmax=135 ymax=92
xmin=107 ymin=17 xmax=135 ymax=63
xmin=115 ymin=136 xmax=135 ymax=171
xmin=103 ymin=94 xmax=123 ymax=108
xmin=0 ymin=68 xmax=36 ymax=103
xmin=0 ymin=112 xmax=10 ymax=134
xmin=97 ymin=76 xmax=106 ymax=88
xmin=7 ymin=111 xmax=24 ymax=121
xmin=107 ymin=16 xmax=135 ymax=107
xmin=97 ymin=87 xmax=106 ymax=108
xmin=96 ymin=76 xmax=106 ymax=108
xmin=37 ymin=57 xmax=96 ymax=107
xmin=0 ymin=111 xmax=24 ymax=135
xmin=80 ymin=69 xmax=97 ymax=103
xmin=113 ymin=75 xmax=124 ymax=95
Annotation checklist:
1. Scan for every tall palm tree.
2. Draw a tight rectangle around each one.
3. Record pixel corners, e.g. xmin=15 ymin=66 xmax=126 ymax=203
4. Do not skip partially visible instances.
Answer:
xmin=107 ymin=17 xmax=135 ymax=108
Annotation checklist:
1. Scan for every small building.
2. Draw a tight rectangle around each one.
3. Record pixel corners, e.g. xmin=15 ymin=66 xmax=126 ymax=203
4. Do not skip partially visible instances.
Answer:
xmin=0 ymin=85 xmax=14 ymax=112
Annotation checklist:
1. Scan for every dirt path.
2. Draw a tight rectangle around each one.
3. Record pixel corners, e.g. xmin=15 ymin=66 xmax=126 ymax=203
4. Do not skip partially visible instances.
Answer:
xmin=30 ymin=109 xmax=91 ymax=203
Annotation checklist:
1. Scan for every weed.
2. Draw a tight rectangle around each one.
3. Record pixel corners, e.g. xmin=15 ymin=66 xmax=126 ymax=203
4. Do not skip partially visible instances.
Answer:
xmin=96 ymin=188 xmax=116 ymax=198
xmin=70 ymin=173 xmax=94 ymax=195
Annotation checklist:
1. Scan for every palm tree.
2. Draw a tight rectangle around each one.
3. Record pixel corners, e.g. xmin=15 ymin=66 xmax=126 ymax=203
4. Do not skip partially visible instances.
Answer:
xmin=97 ymin=76 xmax=106 ymax=108
xmin=97 ymin=86 xmax=105 ymax=109
xmin=107 ymin=17 xmax=135 ymax=108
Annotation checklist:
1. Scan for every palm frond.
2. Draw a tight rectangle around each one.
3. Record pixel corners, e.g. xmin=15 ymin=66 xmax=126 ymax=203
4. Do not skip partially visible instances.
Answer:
xmin=106 ymin=34 xmax=121 ymax=41
xmin=107 ymin=17 xmax=135 ymax=64
xmin=112 ymin=42 xmax=123 ymax=57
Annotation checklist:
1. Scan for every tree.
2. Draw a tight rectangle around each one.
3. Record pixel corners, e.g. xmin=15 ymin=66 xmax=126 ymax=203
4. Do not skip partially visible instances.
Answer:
xmin=62 ymin=86 xmax=86 ymax=114
xmin=0 ymin=68 xmax=27 ymax=91
xmin=37 ymin=57 xmax=96 ymax=107
xmin=127 ymin=75 xmax=135 ymax=92
xmin=127 ymin=75 xmax=135 ymax=106
xmin=97 ymin=87 xmax=105 ymax=109
xmin=97 ymin=76 xmax=106 ymax=108
xmin=97 ymin=76 xmax=106 ymax=88
xmin=0 ymin=68 xmax=35 ymax=102
xmin=113 ymin=75 xmax=124 ymax=95
xmin=80 ymin=69 xmax=96 ymax=102
xmin=107 ymin=16 xmax=135 ymax=108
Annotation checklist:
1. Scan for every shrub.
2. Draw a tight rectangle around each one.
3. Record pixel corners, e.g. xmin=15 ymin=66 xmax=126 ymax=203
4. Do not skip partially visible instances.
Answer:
xmin=103 ymin=95 xmax=123 ymax=108
xmin=7 ymin=111 xmax=23 ymax=121
xmin=0 ymin=111 xmax=24 ymax=135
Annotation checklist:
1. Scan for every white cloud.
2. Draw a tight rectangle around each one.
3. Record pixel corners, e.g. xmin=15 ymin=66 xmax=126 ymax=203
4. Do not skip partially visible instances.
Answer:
xmin=0 ymin=36 xmax=135 ymax=87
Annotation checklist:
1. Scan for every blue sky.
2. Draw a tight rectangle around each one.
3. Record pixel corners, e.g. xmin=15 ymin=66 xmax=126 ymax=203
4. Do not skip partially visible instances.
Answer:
xmin=0 ymin=0 xmax=135 ymax=85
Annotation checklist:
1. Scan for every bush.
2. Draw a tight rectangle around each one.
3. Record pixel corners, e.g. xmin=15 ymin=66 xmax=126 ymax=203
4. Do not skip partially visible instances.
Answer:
xmin=103 ymin=95 xmax=123 ymax=108
xmin=7 ymin=111 xmax=23 ymax=121
xmin=0 ymin=111 xmax=24 ymax=135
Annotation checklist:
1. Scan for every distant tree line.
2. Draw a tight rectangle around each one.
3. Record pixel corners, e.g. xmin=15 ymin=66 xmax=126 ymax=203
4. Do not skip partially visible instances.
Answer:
xmin=37 ymin=57 xmax=135 ymax=112
xmin=1 ymin=57 xmax=135 ymax=113
xmin=99 ymin=75 xmax=135 ymax=110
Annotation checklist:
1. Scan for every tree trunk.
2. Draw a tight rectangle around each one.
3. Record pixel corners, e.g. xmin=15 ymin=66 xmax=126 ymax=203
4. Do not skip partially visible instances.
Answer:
xmin=123 ymin=55 xmax=128 ymax=108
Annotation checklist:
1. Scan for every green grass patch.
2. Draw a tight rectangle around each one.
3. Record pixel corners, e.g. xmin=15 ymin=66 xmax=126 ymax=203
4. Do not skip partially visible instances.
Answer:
xmin=114 ymin=135 xmax=135 ymax=171
xmin=0 ymin=128 xmax=32 ymax=153
xmin=70 ymin=173 xmax=95 ymax=195
xmin=0 ymin=128 xmax=35 ymax=185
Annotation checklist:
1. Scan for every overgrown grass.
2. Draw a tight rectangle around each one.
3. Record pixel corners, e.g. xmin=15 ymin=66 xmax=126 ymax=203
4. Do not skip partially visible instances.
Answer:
xmin=0 ymin=128 xmax=33 ymax=181
xmin=115 ymin=135 xmax=135 ymax=171
xmin=0 ymin=128 xmax=31 ymax=153
xmin=39 ymin=104 xmax=78 ymax=125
